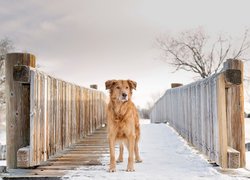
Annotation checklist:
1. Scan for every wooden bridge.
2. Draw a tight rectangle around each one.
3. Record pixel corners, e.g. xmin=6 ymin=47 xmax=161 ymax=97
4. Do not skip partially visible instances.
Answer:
xmin=2 ymin=53 xmax=108 ymax=178
xmin=0 ymin=53 xmax=248 ymax=179
xmin=151 ymin=59 xmax=245 ymax=169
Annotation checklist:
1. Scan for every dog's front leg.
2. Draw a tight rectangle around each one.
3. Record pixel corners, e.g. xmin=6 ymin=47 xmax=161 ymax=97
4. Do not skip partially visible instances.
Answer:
xmin=127 ymin=134 xmax=135 ymax=172
xmin=108 ymin=136 xmax=116 ymax=172
xmin=117 ymin=143 xmax=124 ymax=163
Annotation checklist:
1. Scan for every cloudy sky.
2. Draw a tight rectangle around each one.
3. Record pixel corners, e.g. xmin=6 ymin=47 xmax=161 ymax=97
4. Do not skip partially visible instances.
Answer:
xmin=1 ymin=0 xmax=250 ymax=108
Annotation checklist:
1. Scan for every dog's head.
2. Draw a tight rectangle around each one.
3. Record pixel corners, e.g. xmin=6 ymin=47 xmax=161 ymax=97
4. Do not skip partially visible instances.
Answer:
xmin=105 ymin=79 xmax=137 ymax=102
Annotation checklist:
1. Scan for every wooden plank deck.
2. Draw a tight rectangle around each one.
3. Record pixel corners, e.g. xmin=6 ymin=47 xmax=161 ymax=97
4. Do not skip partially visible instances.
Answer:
xmin=1 ymin=127 xmax=108 ymax=179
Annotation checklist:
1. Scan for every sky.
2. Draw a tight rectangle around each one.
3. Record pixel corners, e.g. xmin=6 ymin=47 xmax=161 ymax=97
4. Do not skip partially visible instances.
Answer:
xmin=0 ymin=0 xmax=250 ymax=108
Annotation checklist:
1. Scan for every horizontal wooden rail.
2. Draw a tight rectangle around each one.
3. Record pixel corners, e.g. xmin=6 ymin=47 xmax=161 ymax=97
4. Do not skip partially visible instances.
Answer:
xmin=150 ymin=59 xmax=245 ymax=169
xmin=5 ymin=53 xmax=107 ymax=168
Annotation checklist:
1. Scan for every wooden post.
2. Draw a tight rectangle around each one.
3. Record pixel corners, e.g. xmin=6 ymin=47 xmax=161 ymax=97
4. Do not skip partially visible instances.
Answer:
xmin=171 ymin=83 xmax=183 ymax=88
xmin=216 ymin=74 xmax=228 ymax=168
xmin=16 ymin=147 xmax=30 ymax=168
xmin=227 ymin=147 xmax=240 ymax=168
xmin=223 ymin=59 xmax=245 ymax=168
xmin=5 ymin=53 xmax=36 ymax=169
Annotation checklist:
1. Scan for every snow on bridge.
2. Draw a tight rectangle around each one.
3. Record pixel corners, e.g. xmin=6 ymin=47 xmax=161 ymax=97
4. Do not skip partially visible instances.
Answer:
xmin=63 ymin=120 xmax=250 ymax=180
xmin=1 ymin=121 xmax=250 ymax=179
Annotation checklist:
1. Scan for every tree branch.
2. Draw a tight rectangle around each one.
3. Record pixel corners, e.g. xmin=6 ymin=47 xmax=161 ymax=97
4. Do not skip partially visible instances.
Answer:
xmin=156 ymin=28 xmax=250 ymax=79
xmin=233 ymin=29 xmax=250 ymax=59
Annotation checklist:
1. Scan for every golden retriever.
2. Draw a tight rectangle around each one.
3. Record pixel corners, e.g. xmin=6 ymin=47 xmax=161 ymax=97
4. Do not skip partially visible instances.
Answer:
xmin=105 ymin=79 xmax=142 ymax=172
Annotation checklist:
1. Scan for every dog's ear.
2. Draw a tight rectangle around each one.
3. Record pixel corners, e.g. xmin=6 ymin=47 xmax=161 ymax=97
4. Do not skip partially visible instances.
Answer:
xmin=105 ymin=80 xmax=117 ymax=90
xmin=128 ymin=80 xmax=137 ymax=90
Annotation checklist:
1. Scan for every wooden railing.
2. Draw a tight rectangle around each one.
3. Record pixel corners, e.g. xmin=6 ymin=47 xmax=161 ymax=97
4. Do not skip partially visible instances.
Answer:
xmin=5 ymin=53 xmax=107 ymax=168
xmin=150 ymin=59 xmax=245 ymax=169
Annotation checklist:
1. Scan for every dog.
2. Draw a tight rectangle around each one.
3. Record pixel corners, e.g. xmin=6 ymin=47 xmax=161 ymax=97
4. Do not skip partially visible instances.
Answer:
xmin=105 ymin=79 xmax=142 ymax=172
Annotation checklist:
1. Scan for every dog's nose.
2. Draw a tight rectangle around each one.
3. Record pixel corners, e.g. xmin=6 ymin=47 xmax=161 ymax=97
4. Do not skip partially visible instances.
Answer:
xmin=122 ymin=93 xmax=127 ymax=98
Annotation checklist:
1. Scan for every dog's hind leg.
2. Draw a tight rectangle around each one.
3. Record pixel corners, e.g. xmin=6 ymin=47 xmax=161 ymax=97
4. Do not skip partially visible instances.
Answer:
xmin=135 ymin=136 xmax=142 ymax=163
xmin=116 ymin=143 xmax=124 ymax=163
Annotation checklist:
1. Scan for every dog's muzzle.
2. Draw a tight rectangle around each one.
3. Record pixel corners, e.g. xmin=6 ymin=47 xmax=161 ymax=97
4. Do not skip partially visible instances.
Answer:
xmin=120 ymin=93 xmax=128 ymax=102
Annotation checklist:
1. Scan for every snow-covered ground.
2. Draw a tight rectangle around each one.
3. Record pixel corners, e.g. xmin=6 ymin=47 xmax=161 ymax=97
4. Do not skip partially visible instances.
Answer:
xmin=0 ymin=117 xmax=5 ymax=146
xmin=247 ymin=152 xmax=250 ymax=170
xmin=245 ymin=118 xmax=250 ymax=171
xmin=245 ymin=102 xmax=250 ymax=115
xmin=0 ymin=131 xmax=5 ymax=146
xmin=63 ymin=120 xmax=249 ymax=180
xmin=0 ymin=160 xmax=5 ymax=166
xmin=245 ymin=118 xmax=250 ymax=144
xmin=0 ymin=126 xmax=6 ymax=167
xmin=0 ymin=119 xmax=249 ymax=179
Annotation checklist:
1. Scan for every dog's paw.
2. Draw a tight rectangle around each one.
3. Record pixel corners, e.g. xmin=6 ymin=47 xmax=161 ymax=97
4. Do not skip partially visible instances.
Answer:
xmin=116 ymin=159 xmax=123 ymax=163
xmin=109 ymin=168 xmax=116 ymax=173
xmin=126 ymin=166 xmax=135 ymax=172
xmin=135 ymin=159 xmax=142 ymax=163
xmin=126 ymin=168 xmax=135 ymax=172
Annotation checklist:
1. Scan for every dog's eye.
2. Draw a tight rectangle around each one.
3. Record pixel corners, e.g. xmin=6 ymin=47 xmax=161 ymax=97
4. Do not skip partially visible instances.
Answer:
xmin=116 ymin=86 xmax=120 ymax=89
xmin=126 ymin=86 xmax=129 ymax=89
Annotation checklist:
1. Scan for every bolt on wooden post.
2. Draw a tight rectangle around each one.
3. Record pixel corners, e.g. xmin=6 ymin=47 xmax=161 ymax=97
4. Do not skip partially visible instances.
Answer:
xmin=5 ymin=53 xmax=36 ymax=168
xmin=90 ymin=84 xmax=98 ymax=89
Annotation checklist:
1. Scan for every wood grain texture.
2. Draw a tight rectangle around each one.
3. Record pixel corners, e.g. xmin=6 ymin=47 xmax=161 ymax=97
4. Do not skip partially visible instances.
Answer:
xmin=27 ymin=69 xmax=107 ymax=167
xmin=4 ymin=127 xmax=108 ymax=179
xmin=223 ymin=59 xmax=245 ymax=168
xmin=5 ymin=53 xmax=36 ymax=168
xmin=7 ymin=53 xmax=107 ymax=168
xmin=216 ymin=74 xmax=228 ymax=168
xmin=150 ymin=59 xmax=244 ymax=168
xmin=227 ymin=146 xmax=240 ymax=168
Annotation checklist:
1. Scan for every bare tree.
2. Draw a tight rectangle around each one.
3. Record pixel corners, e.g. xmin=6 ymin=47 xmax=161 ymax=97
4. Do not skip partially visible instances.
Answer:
xmin=156 ymin=28 xmax=250 ymax=78
xmin=0 ymin=37 xmax=14 ymax=127
xmin=0 ymin=37 xmax=14 ymax=84
xmin=146 ymin=91 xmax=164 ymax=110
xmin=0 ymin=37 xmax=14 ymax=60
